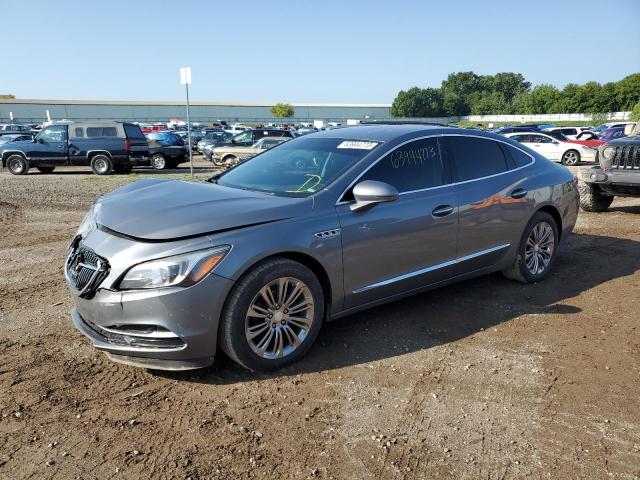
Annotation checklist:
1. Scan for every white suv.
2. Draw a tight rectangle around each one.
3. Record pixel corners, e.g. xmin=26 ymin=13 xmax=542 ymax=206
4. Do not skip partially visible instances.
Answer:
xmin=542 ymin=126 xmax=592 ymax=140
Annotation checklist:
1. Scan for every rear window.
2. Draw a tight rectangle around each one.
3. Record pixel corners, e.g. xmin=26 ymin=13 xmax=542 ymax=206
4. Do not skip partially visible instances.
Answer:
xmin=447 ymin=136 xmax=508 ymax=181
xmin=124 ymin=124 xmax=146 ymax=140
xmin=505 ymin=144 xmax=534 ymax=168
xmin=86 ymin=127 xmax=118 ymax=137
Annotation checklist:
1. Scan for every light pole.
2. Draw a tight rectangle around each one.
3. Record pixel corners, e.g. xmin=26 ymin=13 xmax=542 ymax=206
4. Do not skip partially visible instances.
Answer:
xmin=180 ymin=66 xmax=193 ymax=176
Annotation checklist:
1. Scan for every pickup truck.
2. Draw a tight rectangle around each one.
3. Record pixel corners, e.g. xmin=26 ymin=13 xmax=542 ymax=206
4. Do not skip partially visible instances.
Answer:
xmin=0 ymin=121 xmax=149 ymax=175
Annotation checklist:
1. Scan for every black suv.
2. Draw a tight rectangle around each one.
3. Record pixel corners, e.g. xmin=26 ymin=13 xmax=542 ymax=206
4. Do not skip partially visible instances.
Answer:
xmin=577 ymin=122 xmax=640 ymax=211
xmin=0 ymin=122 xmax=148 ymax=175
xmin=203 ymin=128 xmax=294 ymax=162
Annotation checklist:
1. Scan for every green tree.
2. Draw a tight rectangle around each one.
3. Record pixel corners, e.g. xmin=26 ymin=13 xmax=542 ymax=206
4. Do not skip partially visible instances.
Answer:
xmin=524 ymin=84 xmax=561 ymax=114
xmin=631 ymin=101 xmax=640 ymax=121
xmin=271 ymin=103 xmax=294 ymax=118
xmin=391 ymin=87 xmax=443 ymax=117
xmin=490 ymin=73 xmax=531 ymax=102
xmin=469 ymin=91 xmax=509 ymax=115
xmin=440 ymin=72 xmax=484 ymax=115
xmin=614 ymin=73 xmax=640 ymax=110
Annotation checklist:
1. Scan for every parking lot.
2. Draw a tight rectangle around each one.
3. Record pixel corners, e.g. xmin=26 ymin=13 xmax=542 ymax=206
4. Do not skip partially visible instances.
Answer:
xmin=0 ymin=160 xmax=638 ymax=479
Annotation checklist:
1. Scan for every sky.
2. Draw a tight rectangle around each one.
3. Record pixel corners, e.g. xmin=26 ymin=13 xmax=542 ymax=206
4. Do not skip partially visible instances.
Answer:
xmin=1 ymin=0 xmax=639 ymax=104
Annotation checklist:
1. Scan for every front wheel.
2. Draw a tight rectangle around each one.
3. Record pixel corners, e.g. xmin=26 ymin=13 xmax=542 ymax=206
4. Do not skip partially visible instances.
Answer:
xmin=578 ymin=182 xmax=613 ymax=212
xmin=36 ymin=166 xmax=55 ymax=174
xmin=219 ymin=258 xmax=325 ymax=371
xmin=561 ymin=150 xmax=580 ymax=166
xmin=211 ymin=155 xmax=226 ymax=167
xmin=502 ymin=211 xmax=559 ymax=284
xmin=6 ymin=155 xmax=29 ymax=175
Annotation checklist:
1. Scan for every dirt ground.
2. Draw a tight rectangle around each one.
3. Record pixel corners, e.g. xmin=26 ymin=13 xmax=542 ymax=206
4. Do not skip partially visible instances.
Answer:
xmin=1 ymin=159 xmax=639 ymax=480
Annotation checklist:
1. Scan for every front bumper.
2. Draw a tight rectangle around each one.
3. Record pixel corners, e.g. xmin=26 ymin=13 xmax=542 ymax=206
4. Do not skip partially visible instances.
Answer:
xmin=578 ymin=166 xmax=640 ymax=186
xmin=70 ymin=272 xmax=234 ymax=370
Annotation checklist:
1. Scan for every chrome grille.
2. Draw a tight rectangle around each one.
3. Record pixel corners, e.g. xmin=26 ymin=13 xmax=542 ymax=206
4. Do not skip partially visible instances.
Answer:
xmin=611 ymin=145 xmax=640 ymax=170
xmin=66 ymin=241 xmax=109 ymax=298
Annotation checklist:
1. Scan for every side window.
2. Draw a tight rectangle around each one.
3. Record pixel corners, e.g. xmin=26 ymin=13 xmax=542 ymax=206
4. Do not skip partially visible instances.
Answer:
xmin=561 ymin=128 xmax=577 ymax=135
xmin=74 ymin=127 xmax=84 ymax=138
xmin=37 ymin=125 xmax=67 ymax=142
xmin=86 ymin=127 xmax=101 ymax=137
xmin=102 ymin=127 xmax=118 ymax=137
xmin=530 ymin=135 xmax=551 ymax=144
xmin=505 ymin=145 xmax=533 ymax=168
xmin=511 ymin=135 xmax=525 ymax=143
xmin=447 ymin=136 xmax=508 ymax=182
xmin=360 ymin=137 xmax=443 ymax=193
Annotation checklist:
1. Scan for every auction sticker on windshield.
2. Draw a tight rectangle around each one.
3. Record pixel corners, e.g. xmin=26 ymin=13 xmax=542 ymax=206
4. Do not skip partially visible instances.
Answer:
xmin=337 ymin=140 xmax=378 ymax=150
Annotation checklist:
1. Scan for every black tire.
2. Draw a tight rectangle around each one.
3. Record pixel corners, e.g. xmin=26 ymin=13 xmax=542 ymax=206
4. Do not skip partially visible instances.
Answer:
xmin=151 ymin=154 xmax=167 ymax=170
xmin=114 ymin=164 xmax=133 ymax=174
xmin=5 ymin=154 xmax=29 ymax=175
xmin=219 ymin=258 xmax=325 ymax=371
xmin=90 ymin=155 xmax=113 ymax=175
xmin=36 ymin=166 xmax=55 ymax=174
xmin=578 ymin=182 xmax=613 ymax=212
xmin=561 ymin=149 xmax=580 ymax=166
xmin=502 ymin=211 xmax=559 ymax=284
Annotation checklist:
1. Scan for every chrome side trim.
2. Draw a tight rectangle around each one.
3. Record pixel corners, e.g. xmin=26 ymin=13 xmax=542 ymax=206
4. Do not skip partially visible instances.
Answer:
xmin=353 ymin=243 xmax=511 ymax=294
xmin=336 ymin=133 xmax=535 ymax=205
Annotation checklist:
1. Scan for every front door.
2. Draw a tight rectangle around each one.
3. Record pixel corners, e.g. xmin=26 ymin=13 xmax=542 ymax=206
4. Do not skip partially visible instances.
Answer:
xmin=527 ymin=134 xmax=560 ymax=161
xmin=28 ymin=125 xmax=68 ymax=165
xmin=337 ymin=137 xmax=459 ymax=309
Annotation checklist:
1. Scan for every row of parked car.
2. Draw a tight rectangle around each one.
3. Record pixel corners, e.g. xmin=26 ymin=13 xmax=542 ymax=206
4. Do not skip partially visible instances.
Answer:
xmin=491 ymin=122 xmax=635 ymax=166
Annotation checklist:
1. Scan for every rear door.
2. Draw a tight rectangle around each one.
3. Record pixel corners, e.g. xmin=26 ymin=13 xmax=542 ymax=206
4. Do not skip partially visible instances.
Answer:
xmin=445 ymin=135 xmax=534 ymax=274
xmin=337 ymin=136 xmax=459 ymax=308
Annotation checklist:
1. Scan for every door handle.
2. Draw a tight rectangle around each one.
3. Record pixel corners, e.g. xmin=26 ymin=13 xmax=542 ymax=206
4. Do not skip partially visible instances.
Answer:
xmin=510 ymin=188 xmax=528 ymax=199
xmin=432 ymin=205 xmax=455 ymax=217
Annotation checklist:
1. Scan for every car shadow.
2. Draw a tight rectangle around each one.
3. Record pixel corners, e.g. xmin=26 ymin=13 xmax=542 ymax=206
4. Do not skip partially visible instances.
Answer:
xmin=157 ymin=233 xmax=640 ymax=384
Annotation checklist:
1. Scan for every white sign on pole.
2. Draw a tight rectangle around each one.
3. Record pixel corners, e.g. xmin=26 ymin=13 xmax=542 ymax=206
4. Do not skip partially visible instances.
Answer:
xmin=9 ymin=111 xmax=13 ymax=122
xmin=180 ymin=67 xmax=192 ymax=85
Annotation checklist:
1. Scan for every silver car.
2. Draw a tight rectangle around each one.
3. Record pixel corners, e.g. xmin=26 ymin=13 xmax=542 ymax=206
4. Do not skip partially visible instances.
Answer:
xmin=65 ymin=125 xmax=579 ymax=371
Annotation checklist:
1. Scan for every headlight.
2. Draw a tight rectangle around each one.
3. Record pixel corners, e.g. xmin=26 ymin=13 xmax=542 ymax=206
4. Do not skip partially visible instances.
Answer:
xmin=76 ymin=205 xmax=96 ymax=238
xmin=119 ymin=245 xmax=231 ymax=290
xmin=601 ymin=146 xmax=615 ymax=160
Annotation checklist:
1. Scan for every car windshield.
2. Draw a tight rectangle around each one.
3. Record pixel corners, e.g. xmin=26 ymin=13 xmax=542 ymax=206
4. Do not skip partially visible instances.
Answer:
xmin=216 ymin=137 xmax=380 ymax=197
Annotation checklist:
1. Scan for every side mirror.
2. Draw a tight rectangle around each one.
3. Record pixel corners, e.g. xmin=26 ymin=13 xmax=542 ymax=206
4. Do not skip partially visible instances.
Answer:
xmin=37 ymin=138 xmax=44 ymax=143
xmin=350 ymin=180 xmax=399 ymax=212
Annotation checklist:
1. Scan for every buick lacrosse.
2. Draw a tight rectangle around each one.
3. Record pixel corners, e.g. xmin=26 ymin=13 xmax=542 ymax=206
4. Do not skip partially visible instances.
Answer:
xmin=65 ymin=125 xmax=579 ymax=371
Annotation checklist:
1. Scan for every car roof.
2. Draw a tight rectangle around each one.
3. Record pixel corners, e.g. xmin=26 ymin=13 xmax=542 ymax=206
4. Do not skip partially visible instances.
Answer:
xmin=308 ymin=124 xmax=446 ymax=142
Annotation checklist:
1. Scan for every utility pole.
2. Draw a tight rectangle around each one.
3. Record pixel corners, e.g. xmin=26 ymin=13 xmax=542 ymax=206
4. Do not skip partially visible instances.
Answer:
xmin=180 ymin=67 xmax=193 ymax=176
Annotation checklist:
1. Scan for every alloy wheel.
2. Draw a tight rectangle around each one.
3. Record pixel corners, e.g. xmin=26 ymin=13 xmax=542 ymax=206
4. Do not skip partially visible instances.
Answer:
xmin=9 ymin=157 xmax=24 ymax=174
xmin=152 ymin=155 xmax=166 ymax=169
xmin=563 ymin=151 xmax=579 ymax=165
xmin=245 ymin=277 xmax=315 ymax=359
xmin=525 ymin=221 xmax=555 ymax=275
xmin=94 ymin=158 xmax=108 ymax=174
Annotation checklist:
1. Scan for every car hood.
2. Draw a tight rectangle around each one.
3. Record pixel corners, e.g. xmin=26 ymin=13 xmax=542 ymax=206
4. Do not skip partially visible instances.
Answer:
xmin=94 ymin=178 xmax=312 ymax=241
xmin=604 ymin=135 xmax=637 ymax=147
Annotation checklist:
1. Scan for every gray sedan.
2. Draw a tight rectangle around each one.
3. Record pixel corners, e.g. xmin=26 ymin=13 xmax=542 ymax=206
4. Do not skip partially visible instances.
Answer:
xmin=65 ymin=125 xmax=579 ymax=371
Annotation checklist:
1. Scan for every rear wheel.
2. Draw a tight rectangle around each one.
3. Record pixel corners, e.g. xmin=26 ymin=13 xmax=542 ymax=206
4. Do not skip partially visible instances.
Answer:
xmin=561 ymin=149 xmax=580 ymax=166
xmin=90 ymin=155 xmax=113 ymax=175
xmin=36 ymin=166 xmax=55 ymax=174
xmin=219 ymin=258 xmax=325 ymax=371
xmin=6 ymin=155 xmax=29 ymax=175
xmin=212 ymin=155 xmax=226 ymax=167
xmin=578 ymin=182 xmax=613 ymax=212
xmin=503 ymin=211 xmax=559 ymax=284
xmin=151 ymin=154 xmax=167 ymax=170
